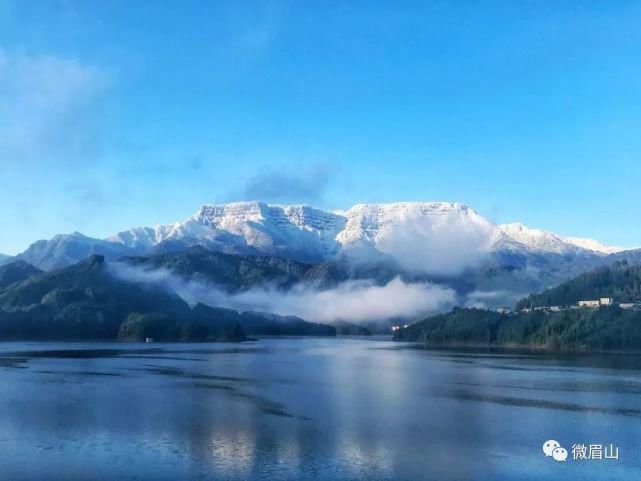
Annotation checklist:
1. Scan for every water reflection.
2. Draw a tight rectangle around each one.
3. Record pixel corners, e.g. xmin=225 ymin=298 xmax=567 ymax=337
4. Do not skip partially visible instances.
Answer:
xmin=0 ymin=339 xmax=640 ymax=480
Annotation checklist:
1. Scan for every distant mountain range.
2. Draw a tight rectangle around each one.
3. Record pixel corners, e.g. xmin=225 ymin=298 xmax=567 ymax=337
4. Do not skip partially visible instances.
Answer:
xmin=7 ymin=201 xmax=640 ymax=308
xmin=11 ymin=201 xmax=630 ymax=269
xmin=2 ymin=201 xmax=641 ymax=344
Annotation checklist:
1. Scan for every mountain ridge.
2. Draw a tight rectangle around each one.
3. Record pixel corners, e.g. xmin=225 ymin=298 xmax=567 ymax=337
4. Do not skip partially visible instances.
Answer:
xmin=15 ymin=201 xmax=630 ymax=272
xmin=0 ymin=255 xmax=337 ymax=341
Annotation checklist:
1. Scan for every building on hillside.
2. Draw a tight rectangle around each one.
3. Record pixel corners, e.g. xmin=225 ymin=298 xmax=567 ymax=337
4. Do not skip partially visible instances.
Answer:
xmin=578 ymin=300 xmax=600 ymax=308
xmin=496 ymin=306 xmax=511 ymax=314
xmin=577 ymin=298 xmax=613 ymax=308
xmin=549 ymin=306 xmax=562 ymax=312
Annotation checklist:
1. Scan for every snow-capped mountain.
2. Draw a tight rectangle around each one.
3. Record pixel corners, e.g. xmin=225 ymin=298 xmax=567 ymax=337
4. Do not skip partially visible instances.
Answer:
xmin=561 ymin=236 xmax=624 ymax=255
xmin=109 ymin=202 xmax=346 ymax=262
xmin=16 ymin=232 xmax=140 ymax=271
xmin=15 ymin=201 xmax=629 ymax=272
xmin=493 ymin=223 xmax=623 ymax=256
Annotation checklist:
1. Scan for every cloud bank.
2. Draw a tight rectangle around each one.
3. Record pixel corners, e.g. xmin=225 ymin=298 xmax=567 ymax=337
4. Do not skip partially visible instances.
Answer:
xmin=110 ymin=263 xmax=457 ymax=324
xmin=350 ymin=209 xmax=495 ymax=276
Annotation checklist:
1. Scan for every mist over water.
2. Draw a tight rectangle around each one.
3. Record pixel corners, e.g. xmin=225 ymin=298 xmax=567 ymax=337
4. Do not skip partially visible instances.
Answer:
xmin=109 ymin=262 xmax=458 ymax=323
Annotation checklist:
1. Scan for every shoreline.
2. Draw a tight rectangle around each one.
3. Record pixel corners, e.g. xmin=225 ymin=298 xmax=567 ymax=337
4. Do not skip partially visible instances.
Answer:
xmin=391 ymin=339 xmax=641 ymax=355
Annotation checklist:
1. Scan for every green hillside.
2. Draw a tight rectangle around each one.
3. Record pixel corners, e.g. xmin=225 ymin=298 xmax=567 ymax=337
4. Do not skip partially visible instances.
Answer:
xmin=0 ymin=256 xmax=246 ymax=342
xmin=517 ymin=261 xmax=641 ymax=309
xmin=395 ymin=305 xmax=641 ymax=350
xmin=395 ymin=262 xmax=641 ymax=351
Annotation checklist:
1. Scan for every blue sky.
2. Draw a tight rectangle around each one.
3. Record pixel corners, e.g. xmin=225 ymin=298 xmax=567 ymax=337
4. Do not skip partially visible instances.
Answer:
xmin=1 ymin=0 xmax=641 ymax=254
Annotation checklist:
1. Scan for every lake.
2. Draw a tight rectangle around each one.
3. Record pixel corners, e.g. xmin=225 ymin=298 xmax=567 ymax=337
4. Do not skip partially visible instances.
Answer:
xmin=0 ymin=338 xmax=640 ymax=480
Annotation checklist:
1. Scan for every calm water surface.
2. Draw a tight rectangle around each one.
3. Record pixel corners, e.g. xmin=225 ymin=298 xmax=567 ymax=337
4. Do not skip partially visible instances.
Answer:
xmin=0 ymin=338 xmax=640 ymax=480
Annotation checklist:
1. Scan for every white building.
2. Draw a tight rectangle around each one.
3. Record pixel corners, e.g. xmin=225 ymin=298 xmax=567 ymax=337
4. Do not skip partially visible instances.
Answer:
xmin=577 ymin=298 xmax=614 ymax=308
xmin=578 ymin=300 xmax=600 ymax=308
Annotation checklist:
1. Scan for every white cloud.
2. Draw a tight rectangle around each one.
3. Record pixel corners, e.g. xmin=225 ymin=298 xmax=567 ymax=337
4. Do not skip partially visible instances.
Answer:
xmin=368 ymin=210 xmax=494 ymax=276
xmin=110 ymin=263 xmax=458 ymax=323
xmin=230 ymin=278 xmax=457 ymax=323
xmin=463 ymin=289 xmax=526 ymax=309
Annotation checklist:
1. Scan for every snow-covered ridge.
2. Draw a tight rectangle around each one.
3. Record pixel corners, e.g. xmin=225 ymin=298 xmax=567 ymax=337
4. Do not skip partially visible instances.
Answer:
xmin=497 ymin=223 xmax=626 ymax=255
xmin=108 ymin=201 xmax=626 ymax=257
xmin=561 ymin=236 xmax=625 ymax=255
xmin=18 ymin=201 xmax=628 ymax=271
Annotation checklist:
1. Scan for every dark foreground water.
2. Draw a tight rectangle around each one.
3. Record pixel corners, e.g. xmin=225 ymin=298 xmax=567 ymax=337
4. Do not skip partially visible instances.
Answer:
xmin=0 ymin=338 xmax=640 ymax=481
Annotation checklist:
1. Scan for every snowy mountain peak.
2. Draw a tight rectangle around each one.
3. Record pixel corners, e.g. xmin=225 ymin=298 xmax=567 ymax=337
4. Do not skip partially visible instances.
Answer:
xmin=345 ymin=201 xmax=478 ymax=216
xmin=497 ymin=223 xmax=570 ymax=254
xmin=188 ymin=202 xmax=345 ymax=261
xmin=561 ymin=236 xmax=626 ymax=255
xmin=497 ymin=222 xmax=625 ymax=255
xmin=16 ymin=201 xmax=629 ymax=271
xmin=338 ymin=202 xmax=492 ymax=243
xmin=193 ymin=201 xmax=268 ymax=225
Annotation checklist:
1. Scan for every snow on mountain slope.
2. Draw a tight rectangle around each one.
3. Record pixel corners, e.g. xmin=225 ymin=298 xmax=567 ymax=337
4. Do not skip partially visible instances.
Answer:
xmin=108 ymin=227 xmax=160 ymax=250
xmin=562 ymin=236 xmax=625 ymax=254
xmin=193 ymin=202 xmax=346 ymax=260
xmin=336 ymin=202 xmax=495 ymax=274
xmin=110 ymin=201 xmax=496 ymax=273
xmin=16 ymin=232 xmax=134 ymax=271
xmin=496 ymin=223 xmax=626 ymax=255
xmin=495 ymin=223 xmax=582 ymax=255
xmin=17 ymin=201 xmax=626 ymax=271
xmin=110 ymin=202 xmax=346 ymax=262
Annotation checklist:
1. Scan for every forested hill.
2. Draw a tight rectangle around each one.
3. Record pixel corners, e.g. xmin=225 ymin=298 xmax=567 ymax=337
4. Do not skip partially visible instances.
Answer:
xmin=394 ymin=306 xmax=641 ymax=351
xmin=395 ymin=262 xmax=641 ymax=351
xmin=0 ymin=256 xmax=248 ymax=342
xmin=517 ymin=261 xmax=641 ymax=309
xmin=0 ymin=256 xmax=338 ymax=341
